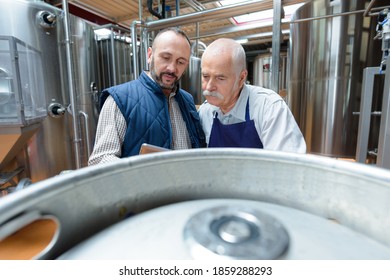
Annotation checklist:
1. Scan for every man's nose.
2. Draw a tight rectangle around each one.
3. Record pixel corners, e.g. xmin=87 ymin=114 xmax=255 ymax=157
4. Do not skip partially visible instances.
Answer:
xmin=166 ymin=61 xmax=177 ymax=72
xmin=204 ymin=78 xmax=216 ymax=91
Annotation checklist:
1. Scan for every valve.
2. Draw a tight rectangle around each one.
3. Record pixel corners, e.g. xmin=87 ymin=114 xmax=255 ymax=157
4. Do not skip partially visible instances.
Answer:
xmin=48 ymin=102 xmax=66 ymax=118
xmin=36 ymin=11 xmax=57 ymax=29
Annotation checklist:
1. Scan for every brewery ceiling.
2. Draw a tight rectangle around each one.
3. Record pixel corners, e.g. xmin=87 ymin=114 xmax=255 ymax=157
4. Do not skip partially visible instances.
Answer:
xmin=44 ymin=0 xmax=309 ymax=57
xmin=43 ymin=0 xmax=383 ymax=58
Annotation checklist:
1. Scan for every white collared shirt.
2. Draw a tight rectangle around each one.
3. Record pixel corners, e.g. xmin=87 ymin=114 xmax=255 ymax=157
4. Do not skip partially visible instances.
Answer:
xmin=198 ymin=84 xmax=306 ymax=153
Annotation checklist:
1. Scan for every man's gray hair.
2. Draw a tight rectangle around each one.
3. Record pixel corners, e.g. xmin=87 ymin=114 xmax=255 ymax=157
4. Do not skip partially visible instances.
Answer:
xmin=231 ymin=42 xmax=247 ymax=75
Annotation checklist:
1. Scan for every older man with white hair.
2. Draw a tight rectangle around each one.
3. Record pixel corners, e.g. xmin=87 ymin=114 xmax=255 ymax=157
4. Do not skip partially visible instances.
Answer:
xmin=198 ymin=38 xmax=306 ymax=153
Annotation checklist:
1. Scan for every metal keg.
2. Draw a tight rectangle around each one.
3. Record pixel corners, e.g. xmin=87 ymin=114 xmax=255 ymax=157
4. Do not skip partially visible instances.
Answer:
xmin=0 ymin=149 xmax=389 ymax=259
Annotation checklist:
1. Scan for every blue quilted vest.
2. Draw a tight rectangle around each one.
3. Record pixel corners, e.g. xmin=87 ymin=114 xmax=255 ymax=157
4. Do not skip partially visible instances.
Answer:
xmin=100 ymin=72 xmax=205 ymax=157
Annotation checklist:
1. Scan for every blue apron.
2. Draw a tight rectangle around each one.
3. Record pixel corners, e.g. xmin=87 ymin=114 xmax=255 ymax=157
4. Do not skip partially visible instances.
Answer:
xmin=209 ymin=100 xmax=264 ymax=148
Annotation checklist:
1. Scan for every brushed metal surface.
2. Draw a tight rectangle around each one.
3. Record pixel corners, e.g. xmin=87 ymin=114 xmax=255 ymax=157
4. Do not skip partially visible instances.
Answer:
xmin=0 ymin=0 xmax=100 ymax=181
xmin=58 ymin=199 xmax=390 ymax=260
xmin=0 ymin=149 xmax=389 ymax=259
xmin=288 ymin=0 xmax=381 ymax=157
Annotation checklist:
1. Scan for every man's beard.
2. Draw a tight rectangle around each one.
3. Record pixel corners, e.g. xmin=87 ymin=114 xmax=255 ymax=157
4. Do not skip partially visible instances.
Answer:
xmin=150 ymin=58 xmax=179 ymax=90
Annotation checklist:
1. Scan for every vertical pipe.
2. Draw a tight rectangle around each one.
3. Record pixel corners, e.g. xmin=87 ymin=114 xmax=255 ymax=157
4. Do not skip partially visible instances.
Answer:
xmin=109 ymin=27 xmax=117 ymax=85
xmin=176 ymin=0 xmax=180 ymax=16
xmin=142 ymin=28 xmax=149 ymax=71
xmin=62 ymin=0 xmax=81 ymax=169
xmin=271 ymin=0 xmax=281 ymax=94
xmin=377 ymin=55 xmax=390 ymax=169
xmin=79 ymin=111 xmax=91 ymax=157
xmin=139 ymin=0 xmax=143 ymax=20
xmin=131 ymin=21 xmax=141 ymax=79
xmin=195 ymin=22 xmax=200 ymax=57
xmin=355 ymin=67 xmax=380 ymax=163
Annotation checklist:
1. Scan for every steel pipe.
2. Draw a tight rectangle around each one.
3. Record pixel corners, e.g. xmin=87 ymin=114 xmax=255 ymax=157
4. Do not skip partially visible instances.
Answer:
xmin=145 ymin=0 xmax=273 ymax=31
xmin=79 ymin=111 xmax=91 ymax=157
xmin=131 ymin=20 xmax=143 ymax=79
xmin=62 ymin=0 xmax=81 ymax=169
xmin=271 ymin=0 xmax=282 ymax=94
xmin=290 ymin=6 xmax=390 ymax=24
xmin=364 ymin=0 xmax=378 ymax=17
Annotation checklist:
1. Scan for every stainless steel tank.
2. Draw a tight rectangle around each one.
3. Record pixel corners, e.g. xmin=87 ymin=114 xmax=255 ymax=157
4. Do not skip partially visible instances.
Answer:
xmin=181 ymin=56 xmax=202 ymax=105
xmin=288 ymin=0 xmax=381 ymax=158
xmin=95 ymin=25 xmax=134 ymax=90
xmin=181 ymin=42 xmax=206 ymax=105
xmin=0 ymin=149 xmax=389 ymax=259
xmin=0 ymin=0 xmax=99 ymax=184
xmin=253 ymin=52 xmax=287 ymax=94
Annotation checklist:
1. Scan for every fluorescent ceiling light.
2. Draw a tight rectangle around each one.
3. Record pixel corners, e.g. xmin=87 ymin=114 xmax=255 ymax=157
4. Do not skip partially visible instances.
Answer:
xmin=218 ymin=1 xmax=304 ymax=26
xmin=235 ymin=38 xmax=248 ymax=44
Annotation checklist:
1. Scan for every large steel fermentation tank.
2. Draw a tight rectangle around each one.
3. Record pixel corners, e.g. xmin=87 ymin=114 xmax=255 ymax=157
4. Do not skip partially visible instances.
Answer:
xmin=0 ymin=0 xmax=100 ymax=185
xmin=95 ymin=25 xmax=134 ymax=91
xmin=181 ymin=42 xmax=206 ymax=106
xmin=253 ymin=52 xmax=288 ymax=96
xmin=288 ymin=0 xmax=382 ymax=158
xmin=0 ymin=149 xmax=389 ymax=259
xmin=181 ymin=56 xmax=202 ymax=105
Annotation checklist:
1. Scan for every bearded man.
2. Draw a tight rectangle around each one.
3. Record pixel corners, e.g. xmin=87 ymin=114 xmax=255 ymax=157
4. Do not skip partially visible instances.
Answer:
xmin=89 ymin=27 xmax=205 ymax=165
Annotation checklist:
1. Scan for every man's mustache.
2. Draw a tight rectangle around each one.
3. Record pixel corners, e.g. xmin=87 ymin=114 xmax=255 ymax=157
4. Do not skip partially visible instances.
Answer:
xmin=203 ymin=90 xmax=224 ymax=100
xmin=161 ymin=72 xmax=178 ymax=80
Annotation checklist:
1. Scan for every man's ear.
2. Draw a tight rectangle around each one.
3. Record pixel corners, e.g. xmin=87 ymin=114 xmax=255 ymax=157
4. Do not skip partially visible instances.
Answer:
xmin=239 ymin=69 xmax=248 ymax=86
xmin=147 ymin=47 xmax=153 ymax=64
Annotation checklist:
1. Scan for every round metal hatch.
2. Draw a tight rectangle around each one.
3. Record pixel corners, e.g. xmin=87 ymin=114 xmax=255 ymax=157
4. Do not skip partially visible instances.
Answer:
xmin=183 ymin=205 xmax=289 ymax=259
